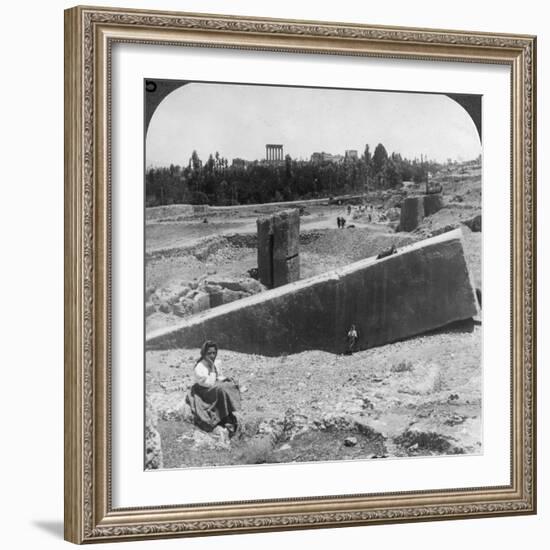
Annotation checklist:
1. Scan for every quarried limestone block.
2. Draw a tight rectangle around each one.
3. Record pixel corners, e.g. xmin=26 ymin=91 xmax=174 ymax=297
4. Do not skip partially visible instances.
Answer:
xmin=147 ymin=229 xmax=478 ymax=356
xmin=256 ymin=217 xmax=274 ymax=288
xmin=257 ymin=209 xmax=300 ymax=288
xmin=400 ymin=197 xmax=425 ymax=232
xmin=423 ymin=194 xmax=444 ymax=216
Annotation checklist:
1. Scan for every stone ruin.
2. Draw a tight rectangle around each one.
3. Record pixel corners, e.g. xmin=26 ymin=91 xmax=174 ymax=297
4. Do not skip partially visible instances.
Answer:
xmin=257 ymin=209 xmax=300 ymax=288
xmin=400 ymin=194 xmax=444 ymax=232
xmin=146 ymin=277 xmax=265 ymax=320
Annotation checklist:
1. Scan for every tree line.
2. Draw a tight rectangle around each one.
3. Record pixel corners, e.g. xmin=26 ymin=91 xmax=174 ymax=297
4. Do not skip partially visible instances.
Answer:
xmin=145 ymin=144 xmax=441 ymax=207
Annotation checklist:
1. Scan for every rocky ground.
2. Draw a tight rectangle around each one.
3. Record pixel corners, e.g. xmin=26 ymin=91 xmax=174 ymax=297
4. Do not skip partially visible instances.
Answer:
xmin=145 ymin=160 xmax=483 ymax=469
xmin=147 ymin=321 xmax=481 ymax=468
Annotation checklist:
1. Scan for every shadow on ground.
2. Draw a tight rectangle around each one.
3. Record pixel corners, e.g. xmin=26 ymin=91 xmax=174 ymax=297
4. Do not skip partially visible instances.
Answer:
xmin=32 ymin=520 xmax=64 ymax=539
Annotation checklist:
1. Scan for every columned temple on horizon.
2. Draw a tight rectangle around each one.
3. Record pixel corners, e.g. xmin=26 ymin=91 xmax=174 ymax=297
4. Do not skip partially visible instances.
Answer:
xmin=265 ymin=143 xmax=284 ymax=162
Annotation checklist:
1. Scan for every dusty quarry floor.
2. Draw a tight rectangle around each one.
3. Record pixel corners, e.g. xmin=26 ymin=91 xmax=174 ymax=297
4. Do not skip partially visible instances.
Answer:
xmin=147 ymin=321 xmax=481 ymax=468
xmin=146 ymin=165 xmax=482 ymax=468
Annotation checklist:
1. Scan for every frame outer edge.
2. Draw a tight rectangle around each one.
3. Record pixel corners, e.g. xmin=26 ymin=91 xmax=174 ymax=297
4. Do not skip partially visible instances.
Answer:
xmin=532 ymin=36 xmax=537 ymax=513
xmin=527 ymin=35 xmax=536 ymax=513
xmin=64 ymin=6 xmax=85 ymax=545
xmin=94 ymin=13 xmax=111 ymax=529
xmin=65 ymin=5 xmax=537 ymax=543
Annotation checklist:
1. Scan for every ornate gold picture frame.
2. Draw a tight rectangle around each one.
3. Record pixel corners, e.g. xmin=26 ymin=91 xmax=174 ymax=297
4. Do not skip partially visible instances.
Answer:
xmin=64 ymin=5 xmax=536 ymax=544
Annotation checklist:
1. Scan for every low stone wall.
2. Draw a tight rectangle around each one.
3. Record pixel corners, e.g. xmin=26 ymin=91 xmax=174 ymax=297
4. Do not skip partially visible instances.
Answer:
xmin=147 ymin=229 xmax=477 ymax=356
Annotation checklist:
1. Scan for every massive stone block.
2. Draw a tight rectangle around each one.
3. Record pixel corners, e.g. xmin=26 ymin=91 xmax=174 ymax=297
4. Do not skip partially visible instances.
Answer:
xmin=400 ymin=194 xmax=444 ymax=231
xmin=400 ymin=197 xmax=425 ymax=231
xmin=257 ymin=209 xmax=300 ymax=288
xmin=423 ymin=194 xmax=444 ymax=216
xmin=146 ymin=229 xmax=478 ymax=356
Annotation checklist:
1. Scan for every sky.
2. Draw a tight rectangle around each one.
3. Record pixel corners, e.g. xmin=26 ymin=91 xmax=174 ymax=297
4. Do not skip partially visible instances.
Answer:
xmin=145 ymin=82 xmax=481 ymax=167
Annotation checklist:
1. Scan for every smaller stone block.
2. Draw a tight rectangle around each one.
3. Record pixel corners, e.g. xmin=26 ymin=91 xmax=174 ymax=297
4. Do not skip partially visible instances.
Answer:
xmin=273 ymin=209 xmax=300 ymax=260
xmin=173 ymin=298 xmax=193 ymax=317
xmin=257 ymin=217 xmax=274 ymax=287
xmin=256 ymin=209 xmax=300 ymax=288
xmin=400 ymin=197 xmax=425 ymax=232
xmin=209 ymin=291 xmax=224 ymax=308
xmin=238 ymin=278 xmax=264 ymax=294
xmin=158 ymin=301 xmax=171 ymax=314
xmin=204 ymin=283 xmax=222 ymax=295
xmin=192 ymin=292 xmax=210 ymax=314
xmin=273 ymin=255 xmax=300 ymax=287
xmin=221 ymin=289 xmax=248 ymax=305
xmin=423 ymin=194 xmax=444 ymax=216
xmin=206 ymin=279 xmax=241 ymax=292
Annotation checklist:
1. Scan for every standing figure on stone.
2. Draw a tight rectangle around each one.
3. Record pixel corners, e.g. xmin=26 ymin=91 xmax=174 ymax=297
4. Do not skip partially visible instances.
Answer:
xmin=345 ymin=324 xmax=359 ymax=355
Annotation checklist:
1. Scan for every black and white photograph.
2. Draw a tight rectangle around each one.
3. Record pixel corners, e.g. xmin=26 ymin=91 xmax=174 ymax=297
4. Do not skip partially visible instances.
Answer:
xmin=144 ymin=80 xmax=483 ymax=470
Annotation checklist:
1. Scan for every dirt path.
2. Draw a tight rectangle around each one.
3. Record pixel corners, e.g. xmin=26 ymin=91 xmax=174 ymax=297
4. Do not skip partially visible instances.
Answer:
xmin=146 ymin=204 xmax=379 ymax=253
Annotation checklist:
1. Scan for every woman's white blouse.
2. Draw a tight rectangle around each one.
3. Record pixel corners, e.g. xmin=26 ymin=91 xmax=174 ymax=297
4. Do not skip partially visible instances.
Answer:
xmin=194 ymin=360 xmax=223 ymax=387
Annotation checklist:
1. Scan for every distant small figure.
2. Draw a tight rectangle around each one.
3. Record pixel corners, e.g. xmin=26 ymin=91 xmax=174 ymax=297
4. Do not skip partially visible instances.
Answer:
xmin=376 ymin=244 xmax=397 ymax=260
xmin=345 ymin=325 xmax=358 ymax=355
xmin=336 ymin=216 xmax=342 ymax=229
xmin=341 ymin=217 xmax=347 ymax=228
xmin=347 ymin=205 xmax=352 ymax=216
xmin=202 ymin=217 xmax=208 ymax=223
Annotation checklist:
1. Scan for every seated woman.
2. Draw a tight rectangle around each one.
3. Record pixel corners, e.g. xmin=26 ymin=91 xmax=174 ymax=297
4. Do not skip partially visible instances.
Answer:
xmin=186 ymin=340 xmax=241 ymax=435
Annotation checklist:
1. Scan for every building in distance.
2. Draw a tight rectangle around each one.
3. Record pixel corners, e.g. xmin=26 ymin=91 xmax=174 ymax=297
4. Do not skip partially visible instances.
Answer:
xmin=310 ymin=151 xmax=344 ymax=164
xmin=231 ymin=158 xmax=249 ymax=170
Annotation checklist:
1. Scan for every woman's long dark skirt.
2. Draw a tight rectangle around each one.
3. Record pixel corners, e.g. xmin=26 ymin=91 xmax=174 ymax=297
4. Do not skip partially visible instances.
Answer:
xmin=186 ymin=381 xmax=241 ymax=432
